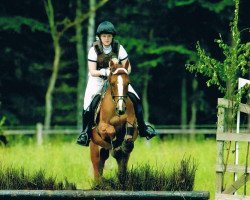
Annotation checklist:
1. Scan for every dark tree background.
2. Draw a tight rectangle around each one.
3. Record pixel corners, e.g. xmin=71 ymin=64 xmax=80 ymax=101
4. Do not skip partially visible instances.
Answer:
xmin=0 ymin=0 xmax=249 ymax=127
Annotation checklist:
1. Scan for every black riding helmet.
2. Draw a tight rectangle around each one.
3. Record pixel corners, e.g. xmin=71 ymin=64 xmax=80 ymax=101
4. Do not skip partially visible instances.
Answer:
xmin=96 ymin=21 xmax=116 ymax=36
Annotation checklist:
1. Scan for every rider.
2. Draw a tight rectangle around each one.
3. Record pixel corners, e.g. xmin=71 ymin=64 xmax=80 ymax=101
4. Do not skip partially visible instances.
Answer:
xmin=77 ymin=21 xmax=156 ymax=146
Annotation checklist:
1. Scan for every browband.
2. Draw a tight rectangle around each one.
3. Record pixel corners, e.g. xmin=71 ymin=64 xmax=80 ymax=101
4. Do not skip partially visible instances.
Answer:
xmin=112 ymin=68 xmax=128 ymax=75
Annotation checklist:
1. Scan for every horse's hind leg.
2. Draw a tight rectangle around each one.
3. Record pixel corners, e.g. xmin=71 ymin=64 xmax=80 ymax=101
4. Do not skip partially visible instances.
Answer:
xmin=90 ymin=142 xmax=109 ymax=180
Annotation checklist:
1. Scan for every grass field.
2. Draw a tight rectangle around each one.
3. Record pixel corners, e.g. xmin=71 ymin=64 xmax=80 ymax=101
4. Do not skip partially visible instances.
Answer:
xmin=0 ymin=136 xmax=216 ymax=199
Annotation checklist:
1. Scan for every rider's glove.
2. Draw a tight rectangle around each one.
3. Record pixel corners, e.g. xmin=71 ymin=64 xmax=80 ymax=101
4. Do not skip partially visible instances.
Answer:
xmin=99 ymin=68 xmax=110 ymax=77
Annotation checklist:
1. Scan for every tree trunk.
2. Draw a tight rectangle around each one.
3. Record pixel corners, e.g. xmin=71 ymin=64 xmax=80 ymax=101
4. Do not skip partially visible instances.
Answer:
xmin=181 ymin=76 xmax=187 ymax=129
xmin=44 ymin=0 xmax=106 ymax=129
xmin=189 ymin=78 xmax=198 ymax=130
xmin=44 ymin=42 xmax=61 ymax=130
xmin=189 ymin=78 xmax=198 ymax=139
xmin=76 ymin=0 xmax=96 ymax=128
xmin=87 ymin=0 xmax=96 ymax=51
xmin=44 ymin=0 xmax=61 ymax=130
xmin=142 ymin=69 xmax=150 ymax=122
xmin=76 ymin=0 xmax=87 ymax=128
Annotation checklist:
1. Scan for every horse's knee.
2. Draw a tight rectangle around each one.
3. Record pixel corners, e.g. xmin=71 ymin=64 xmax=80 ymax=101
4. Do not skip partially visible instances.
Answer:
xmin=100 ymin=148 xmax=109 ymax=161
xmin=111 ymin=148 xmax=123 ymax=160
xmin=121 ymin=140 xmax=134 ymax=154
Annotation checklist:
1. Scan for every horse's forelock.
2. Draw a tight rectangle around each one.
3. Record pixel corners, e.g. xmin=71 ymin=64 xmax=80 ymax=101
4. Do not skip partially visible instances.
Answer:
xmin=112 ymin=68 xmax=128 ymax=75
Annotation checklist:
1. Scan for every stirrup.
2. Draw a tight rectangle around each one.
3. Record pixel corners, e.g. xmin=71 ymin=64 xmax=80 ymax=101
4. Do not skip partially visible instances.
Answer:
xmin=145 ymin=125 xmax=156 ymax=140
xmin=77 ymin=132 xmax=90 ymax=146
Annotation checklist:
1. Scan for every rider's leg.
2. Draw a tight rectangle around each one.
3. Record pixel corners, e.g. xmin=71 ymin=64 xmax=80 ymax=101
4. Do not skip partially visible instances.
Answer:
xmin=77 ymin=95 xmax=101 ymax=146
xmin=127 ymin=88 xmax=156 ymax=140
xmin=77 ymin=76 xmax=104 ymax=146
xmin=77 ymin=110 xmax=92 ymax=146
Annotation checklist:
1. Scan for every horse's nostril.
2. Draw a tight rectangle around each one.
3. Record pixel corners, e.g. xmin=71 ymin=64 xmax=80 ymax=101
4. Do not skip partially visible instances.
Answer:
xmin=116 ymin=108 xmax=125 ymax=115
xmin=119 ymin=110 xmax=125 ymax=115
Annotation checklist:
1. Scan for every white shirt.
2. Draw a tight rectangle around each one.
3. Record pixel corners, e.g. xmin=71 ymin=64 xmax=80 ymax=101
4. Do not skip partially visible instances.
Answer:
xmin=88 ymin=44 xmax=128 ymax=63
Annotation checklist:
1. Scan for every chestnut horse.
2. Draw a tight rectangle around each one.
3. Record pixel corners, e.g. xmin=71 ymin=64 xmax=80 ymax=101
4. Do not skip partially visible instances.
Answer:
xmin=90 ymin=60 xmax=138 ymax=181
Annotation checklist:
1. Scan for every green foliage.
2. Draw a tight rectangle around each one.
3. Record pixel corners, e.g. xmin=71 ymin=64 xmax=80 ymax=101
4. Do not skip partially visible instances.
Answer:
xmin=119 ymin=37 xmax=195 ymax=69
xmin=0 ymin=117 xmax=5 ymax=135
xmin=137 ymin=57 xmax=163 ymax=68
xmin=167 ymin=0 xmax=196 ymax=7
xmin=147 ymin=44 xmax=197 ymax=62
xmin=186 ymin=0 xmax=250 ymax=100
xmin=200 ymin=0 xmax=234 ymax=13
xmin=0 ymin=16 xmax=49 ymax=33
xmin=232 ymin=84 xmax=250 ymax=114
xmin=167 ymin=0 xmax=234 ymax=13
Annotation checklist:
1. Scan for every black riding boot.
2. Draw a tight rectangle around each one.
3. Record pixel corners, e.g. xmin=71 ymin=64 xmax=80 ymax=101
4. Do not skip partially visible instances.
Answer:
xmin=77 ymin=95 xmax=101 ymax=146
xmin=77 ymin=110 xmax=92 ymax=146
xmin=128 ymin=92 xmax=156 ymax=140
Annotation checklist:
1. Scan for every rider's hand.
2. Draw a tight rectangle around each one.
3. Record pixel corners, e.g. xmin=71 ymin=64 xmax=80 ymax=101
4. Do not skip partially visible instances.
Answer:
xmin=100 ymin=68 xmax=110 ymax=77
xmin=106 ymin=68 xmax=110 ymax=76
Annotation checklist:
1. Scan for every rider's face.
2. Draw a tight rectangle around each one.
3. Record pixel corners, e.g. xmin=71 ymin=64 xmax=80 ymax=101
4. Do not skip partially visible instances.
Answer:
xmin=100 ymin=34 xmax=113 ymax=47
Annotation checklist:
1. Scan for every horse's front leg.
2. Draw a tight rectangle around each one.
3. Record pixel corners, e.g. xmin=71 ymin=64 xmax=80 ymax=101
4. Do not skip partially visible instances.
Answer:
xmin=116 ymin=153 xmax=130 ymax=183
xmin=90 ymin=142 xmax=109 ymax=180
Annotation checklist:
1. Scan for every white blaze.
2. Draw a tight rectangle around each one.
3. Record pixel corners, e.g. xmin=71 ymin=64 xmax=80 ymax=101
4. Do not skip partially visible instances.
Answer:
xmin=117 ymin=75 xmax=123 ymax=110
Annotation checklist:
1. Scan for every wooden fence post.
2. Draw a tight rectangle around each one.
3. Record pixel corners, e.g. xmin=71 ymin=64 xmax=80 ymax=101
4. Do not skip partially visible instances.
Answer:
xmin=216 ymin=99 xmax=225 ymax=194
xmin=36 ymin=123 xmax=43 ymax=145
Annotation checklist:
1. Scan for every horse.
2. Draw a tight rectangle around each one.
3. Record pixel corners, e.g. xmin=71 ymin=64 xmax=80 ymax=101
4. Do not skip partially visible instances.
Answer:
xmin=90 ymin=60 xmax=138 ymax=181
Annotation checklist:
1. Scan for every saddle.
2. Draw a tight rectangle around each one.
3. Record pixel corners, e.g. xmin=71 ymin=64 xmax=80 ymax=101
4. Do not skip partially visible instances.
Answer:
xmin=91 ymin=81 xmax=109 ymax=126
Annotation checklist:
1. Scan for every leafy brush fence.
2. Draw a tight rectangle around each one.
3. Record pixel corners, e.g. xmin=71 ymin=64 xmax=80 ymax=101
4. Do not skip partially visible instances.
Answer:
xmin=0 ymin=163 xmax=76 ymax=190
xmin=0 ymin=158 xmax=209 ymax=200
xmin=92 ymin=157 xmax=197 ymax=191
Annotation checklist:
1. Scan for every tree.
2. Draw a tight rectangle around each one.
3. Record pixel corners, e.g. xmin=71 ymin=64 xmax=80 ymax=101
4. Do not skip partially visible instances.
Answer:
xmin=44 ymin=0 xmax=108 ymax=129
xmin=0 ymin=15 xmax=49 ymax=125
xmin=76 ymin=0 xmax=96 ymax=128
xmin=44 ymin=0 xmax=62 ymax=130
xmin=75 ymin=0 xmax=86 ymax=128
xmin=186 ymin=0 xmax=250 ymax=129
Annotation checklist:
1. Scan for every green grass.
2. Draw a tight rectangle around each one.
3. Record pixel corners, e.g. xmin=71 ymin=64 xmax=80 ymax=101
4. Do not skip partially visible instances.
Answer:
xmin=0 ymin=136 xmax=216 ymax=199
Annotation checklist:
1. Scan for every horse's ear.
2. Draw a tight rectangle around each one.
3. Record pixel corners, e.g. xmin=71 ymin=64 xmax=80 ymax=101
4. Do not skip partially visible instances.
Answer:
xmin=124 ymin=60 xmax=129 ymax=70
xmin=110 ymin=60 xmax=114 ymax=67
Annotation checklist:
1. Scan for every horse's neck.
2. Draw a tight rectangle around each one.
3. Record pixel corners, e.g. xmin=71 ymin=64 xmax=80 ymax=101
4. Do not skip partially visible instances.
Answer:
xmin=104 ymin=87 xmax=112 ymax=98
xmin=102 ymin=87 xmax=115 ymax=109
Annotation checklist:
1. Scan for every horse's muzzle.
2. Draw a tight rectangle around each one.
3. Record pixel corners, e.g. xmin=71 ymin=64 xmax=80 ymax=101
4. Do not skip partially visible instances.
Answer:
xmin=116 ymin=106 xmax=126 ymax=115
xmin=115 ymin=98 xmax=126 ymax=115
